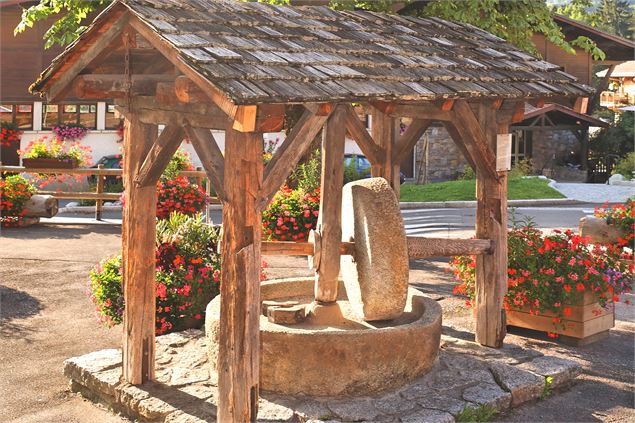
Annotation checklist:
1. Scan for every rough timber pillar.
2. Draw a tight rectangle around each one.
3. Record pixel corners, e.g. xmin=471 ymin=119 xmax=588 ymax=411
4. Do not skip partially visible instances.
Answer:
xmin=122 ymin=114 xmax=158 ymax=384
xmin=371 ymin=108 xmax=401 ymax=198
xmin=475 ymin=104 xmax=508 ymax=348
xmin=315 ymin=105 xmax=346 ymax=303
xmin=217 ymin=125 xmax=263 ymax=422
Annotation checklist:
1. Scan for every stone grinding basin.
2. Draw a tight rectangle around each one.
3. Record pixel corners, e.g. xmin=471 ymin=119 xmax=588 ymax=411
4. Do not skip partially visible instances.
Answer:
xmin=205 ymin=278 xmax=442 ymax=397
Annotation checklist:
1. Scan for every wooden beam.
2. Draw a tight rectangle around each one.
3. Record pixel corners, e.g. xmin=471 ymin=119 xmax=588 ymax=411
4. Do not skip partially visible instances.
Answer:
xmin=314 ymin=105 xmax=347 ymax=303
xmin=511 ymin=101 xmax=526 ymax=123
xmin=134 ymin=124 xmax=185 ymax=187
xmin=440 ymin=99 xmax=455 ymax=111
xmin=589 ymin=64 xmax=616 ymax=114
xmin=442 ymin=121 xmax=477 ymax=172
xmin=475 ymin=104 xmax=507 ymax=348
xmin=217 ymin=127 xmax=263 ymax=423
xmin=573 ymin=96 xmax=589 ymax=114
xmin=121 ymin=114 xmax=158 ymax=384
xmin=343 ymin=104 xmax=383 ymax=166
xmin=174 ymin=75 xmax=212 ymax=103
xmin=406 ymin=237 xmax=493 ymax=258
xmin=73 ymin=74 xmax=174 ymax=99
xmin=46 ymin=9 xmax=130 ymax=102
xmin=394 ymin=118 xmax=432 ymax=164
xmin=129 ymin=15 xmax=239 ymax=120
xmin=232 ymin=105 xmax=258 ymax=132
xmin=261 ymin=241 xmax=355 ymax=257
xmin=447 ymin=100 xmax=498 ymax=181
xmin=260 ymin=106 xmax=331 ymax=208
xmin=135 ymin=109 xmax=228 ymax=130
xmin=390 ymin=104 xmax=454 ymax=121
xmin=371 ymin=106 xmax=400 ymax=196
xmin=370 ymin=100 xmax=397 ymax=115
xmin=183 ymin=124 xmax=226 ymax=202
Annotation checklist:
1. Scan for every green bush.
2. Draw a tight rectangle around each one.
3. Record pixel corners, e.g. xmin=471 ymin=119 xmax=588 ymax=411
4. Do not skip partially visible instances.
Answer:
xmin=292 ymin=149 xmax=321 ymax=192
xmin=613 ymin=152 xmax=635 ymax=179
xmin=343 ymin=155 xmax=369 ymax=184
xmin=458 ymin=166 xmax=475 ymax=180
xmin=508 ymin=158 xmax=534 ymax=178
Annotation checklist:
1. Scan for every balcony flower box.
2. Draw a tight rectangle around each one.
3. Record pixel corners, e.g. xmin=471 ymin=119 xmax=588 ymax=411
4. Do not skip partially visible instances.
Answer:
xmin=22 ymin=157 xmax=79 ymax=169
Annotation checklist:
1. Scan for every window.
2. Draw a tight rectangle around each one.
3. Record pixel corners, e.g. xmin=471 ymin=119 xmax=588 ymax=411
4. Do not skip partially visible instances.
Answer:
xmin=105 ymin=104 xmax=121 ymax=130
xmin=42 ymin=103 xmax=97 ymax=129
xmin=0 ymin=103 xmax=33 ymax=129
xmin=511 ymin=130 xmax=532 ymax=165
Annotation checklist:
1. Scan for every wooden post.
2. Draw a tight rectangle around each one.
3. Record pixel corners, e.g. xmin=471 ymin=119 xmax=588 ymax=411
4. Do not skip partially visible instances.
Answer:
xmin=121 ymin=115 xmax=158 ymax=384
xmin=371 ymin=108 xmax=400 ymax=198
xmin=314 ymin=105 xmax=347 ymax=303
xmin=474 ymin=104 xmax=508 ymax=348
xmin=95 ymin=164 xmax=104 ymax=221
xmin=217 ymin=126 xmax=263 ymax=423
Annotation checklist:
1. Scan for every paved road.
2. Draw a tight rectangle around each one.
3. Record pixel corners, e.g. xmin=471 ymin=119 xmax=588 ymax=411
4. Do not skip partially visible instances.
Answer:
xmin=51 ymin=204 xmax=601 ymax=235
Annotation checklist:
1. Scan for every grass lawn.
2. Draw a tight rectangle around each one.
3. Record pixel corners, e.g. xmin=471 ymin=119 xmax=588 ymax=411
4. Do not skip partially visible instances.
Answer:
xmin=400 ymin=177 xmax=565 ymax=202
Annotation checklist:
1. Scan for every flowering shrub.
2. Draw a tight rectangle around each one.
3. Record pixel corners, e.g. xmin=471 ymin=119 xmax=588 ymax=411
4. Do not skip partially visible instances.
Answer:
xmin=161 ymin=148 xmax=194 ymax=182
xmin=156 ymin=177 xmax=207 ymax=220
xmin=262 ymin=186 xmax=320 ymax=241
xmin=594 ymin=198 xmax=635 ymax=249
xmin=0 ymin=122 xmax=22 ymax=147
xmin=19 ymin=136 xmax=92 ymax=167
xmin=0 ymin=175 xmax=36 ymax=227
xmin=89 ymin=213 xmax=222 ymax=334
xmin=449 ymin=225 xmax=633 ymax=336
xmin=51 ymin=123 xmax=88 ymax=141
xmin=89 ymin=213 xmax=268 ymax=334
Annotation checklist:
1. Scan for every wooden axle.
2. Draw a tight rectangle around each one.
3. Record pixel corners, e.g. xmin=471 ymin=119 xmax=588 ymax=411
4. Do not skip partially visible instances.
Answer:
xmin=261 ymin=237 xmax=493 ymax=259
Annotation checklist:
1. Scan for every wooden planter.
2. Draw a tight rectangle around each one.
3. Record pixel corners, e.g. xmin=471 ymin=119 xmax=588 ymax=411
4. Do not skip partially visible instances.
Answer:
xmin=507 ymin=292 xmax=614 ymax=345
xmin=22 ymin=157 xmax=78 ymax=169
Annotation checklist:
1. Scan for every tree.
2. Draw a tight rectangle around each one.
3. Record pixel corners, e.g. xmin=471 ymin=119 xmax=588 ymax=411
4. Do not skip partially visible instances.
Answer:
xmin=16 ymin=0 xmax=603 ymax=60
xmin=554 ymin=0 xmax=634 ymax=40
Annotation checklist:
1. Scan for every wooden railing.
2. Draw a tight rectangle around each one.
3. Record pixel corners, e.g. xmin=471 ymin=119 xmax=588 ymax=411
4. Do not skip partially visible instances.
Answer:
xmin=0 ymin=164 xmax=218 ymax=220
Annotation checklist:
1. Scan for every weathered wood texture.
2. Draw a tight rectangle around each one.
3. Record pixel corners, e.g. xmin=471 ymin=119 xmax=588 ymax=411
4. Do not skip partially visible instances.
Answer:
xmin=74 ymin=74 xmax=173 ymax=99
xmin=261 ymin=106 xmax=330 ymax=208
xmin=134 ymin=124 xmax=185 ymax=187
xmin=23 ymin=194 xmax=58 ymax=218
xmin=217 ymin=127 xmax=263 ymax=422
xmin=315 ymin=105 xmax=347 ymax=303
xmin=474 ymin=105 xmax=508 ymax=348
xmin=406 ymin=237 xmax=493 ymax=258
xmin=95 ymin=164 xmax=105 ymax=220
xmin=183 ymin=125 xmax=226 ymax=202
xmin=261 ymin=241 xmax=355 ymax=257
xmin=121 ymin=115 xmax=158 ymax=384
xmin=371 ymin=107 xmax=401 ymax=198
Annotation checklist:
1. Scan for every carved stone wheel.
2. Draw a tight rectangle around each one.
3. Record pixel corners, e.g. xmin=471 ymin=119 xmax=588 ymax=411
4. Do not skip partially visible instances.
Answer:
xmin=340 ymin=177 xmax=409 ymax=321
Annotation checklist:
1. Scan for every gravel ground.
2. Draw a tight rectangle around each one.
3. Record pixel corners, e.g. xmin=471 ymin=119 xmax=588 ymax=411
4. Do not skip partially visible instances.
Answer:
xmin=1 ymin=223 xmax=633 ymax=423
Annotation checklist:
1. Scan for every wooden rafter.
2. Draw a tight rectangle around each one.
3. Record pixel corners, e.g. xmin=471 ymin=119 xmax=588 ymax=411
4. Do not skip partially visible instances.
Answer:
xmin=389 ymin=104 xmax=455 ymax=121
xmin=182 ymin=124 xmax=227 ymax=202
xmin=128 ymin=15 xmax=240 ymax=121
xmin=342 ymin=104 xmax=383 ymax=166
xmin=74 ymin=74 xmax=173 ymax=99
xmin=259 ymin=106 xmax=332 ymax=208
xmin=134 ymin=124 xmax=185 ymax=187
xmin=447 ymin=100 xmax=498 ymax=181
xmin=46 ymin=10 xmax=130 ymax=102
xmin=394 ymin=118 xmax=431 ymax=164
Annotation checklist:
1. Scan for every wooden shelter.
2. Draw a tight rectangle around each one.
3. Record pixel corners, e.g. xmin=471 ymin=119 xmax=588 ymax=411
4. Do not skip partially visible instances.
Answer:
xmin=30 ymin=1 xmax=592 ymax=421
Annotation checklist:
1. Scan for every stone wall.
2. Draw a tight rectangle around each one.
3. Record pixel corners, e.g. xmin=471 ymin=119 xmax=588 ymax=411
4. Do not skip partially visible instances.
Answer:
xmin=530 ymin=130 xmax=580 ymax=173
xmin=414 ymin=125 xmax=470 ymax=182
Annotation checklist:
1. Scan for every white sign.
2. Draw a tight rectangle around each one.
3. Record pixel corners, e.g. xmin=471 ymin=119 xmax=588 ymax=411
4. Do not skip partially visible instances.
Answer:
xmin=496 ymin=133 xmax=512 ymax=171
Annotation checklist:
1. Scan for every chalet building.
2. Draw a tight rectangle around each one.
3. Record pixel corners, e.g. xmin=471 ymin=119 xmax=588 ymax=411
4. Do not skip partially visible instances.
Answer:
xmin=597 ymin=61 xmax=635 ymax=110
xmin=410 ymin=14 xmax=635 ymax=182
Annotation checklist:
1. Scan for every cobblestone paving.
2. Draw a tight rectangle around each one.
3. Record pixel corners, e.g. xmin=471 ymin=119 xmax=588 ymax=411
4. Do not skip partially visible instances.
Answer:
xmin=65 ymin=329 xmax=581 ymax=422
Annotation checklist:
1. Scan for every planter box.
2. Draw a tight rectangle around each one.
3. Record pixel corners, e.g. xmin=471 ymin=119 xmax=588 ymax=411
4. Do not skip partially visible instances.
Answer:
xmin=507 ymin=292 xmax=614 ymax=344
xmin=22 ymin=157 xmax=78 ymax=169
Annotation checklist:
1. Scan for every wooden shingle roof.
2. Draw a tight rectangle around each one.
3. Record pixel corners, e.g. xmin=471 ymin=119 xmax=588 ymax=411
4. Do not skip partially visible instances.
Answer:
xmin=32 ymin=0 xmax=594 ymax=105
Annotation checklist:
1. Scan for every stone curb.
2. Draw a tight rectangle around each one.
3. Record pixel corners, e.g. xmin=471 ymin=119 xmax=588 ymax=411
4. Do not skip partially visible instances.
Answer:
xmin=63 ymin=330 xmax=582 ymax=423
xmin=399 ymin=198 xmax=582 ymax=209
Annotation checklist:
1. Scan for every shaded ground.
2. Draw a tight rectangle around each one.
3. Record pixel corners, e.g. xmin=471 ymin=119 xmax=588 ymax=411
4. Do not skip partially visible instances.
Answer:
xmin=1 ymin=224 xmax=633 ymax=422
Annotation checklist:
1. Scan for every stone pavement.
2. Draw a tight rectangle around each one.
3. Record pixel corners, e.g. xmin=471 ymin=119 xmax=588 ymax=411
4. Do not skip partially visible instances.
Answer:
xmin=65 ymin=329 xmax=581 ymax=423
xmin=552 ymin=182 xmax=634 ymax=203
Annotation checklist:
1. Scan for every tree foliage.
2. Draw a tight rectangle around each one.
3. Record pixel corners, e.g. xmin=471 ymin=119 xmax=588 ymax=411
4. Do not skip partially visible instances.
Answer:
xmin=16 ymin=0 xmax=604 ymax=60
xmin=555 ymin=0 xmax=634 ymax=40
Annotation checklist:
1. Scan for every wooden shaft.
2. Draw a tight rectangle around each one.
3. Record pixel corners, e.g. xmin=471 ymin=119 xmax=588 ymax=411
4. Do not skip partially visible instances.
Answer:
xmin=95 ymin=164 xmax=105 ymax=221
xmin=217 ymin=127 xmax=263 ymax=423
xmin=261 ymin=241 xmax=355 ymax=256
xmin=121 ymin=115 xmax=158 ymax=384
xmin=134 ymin=124 xmax=185 ymax=187
xmin=406 ymin=237 xmax=493 ymax=258
xmin=474 ymin=105 xmax=508 ymax=348
xmin=315 ymin=105 xmax=347 ymax=303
